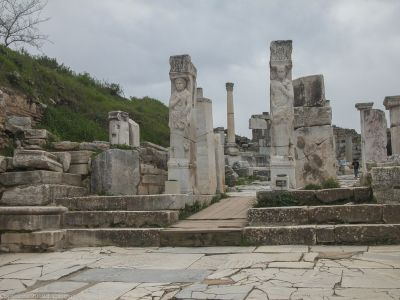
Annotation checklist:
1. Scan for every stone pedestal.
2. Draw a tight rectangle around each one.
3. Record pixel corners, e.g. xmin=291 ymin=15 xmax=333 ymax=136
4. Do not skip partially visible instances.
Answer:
xmin=195 ymin=88 xmax=217 ymax=195
xmin=384 ymin=96 xmax=400 ymax=155
xmin=270 ymin=156 xmax=295 ymax=190
xmin=269 ymin=40 xmax=296 ymax=189
xmin=356 ymin=102 xmax=387 ymax=171
xmin=167 ymin=55 xmax=197 ymax=194
xmin=109 ymin=111 xmax=140 ymax=147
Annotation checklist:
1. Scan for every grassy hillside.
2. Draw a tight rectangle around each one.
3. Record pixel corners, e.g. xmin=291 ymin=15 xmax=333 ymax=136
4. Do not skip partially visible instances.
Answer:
xmin=0 ymin=46 xmax=170 ymax=146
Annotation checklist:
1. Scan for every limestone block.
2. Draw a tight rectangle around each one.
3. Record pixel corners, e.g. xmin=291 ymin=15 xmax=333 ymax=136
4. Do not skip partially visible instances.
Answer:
xmin=141 ymin=174 xmax=164 ymax=185
xmin=51 ymin=152 xmax=71 ymax=172
xmin=5 ymin=115 xmax=32 ymax=131
xmin=371 ymin=166 xmax=400 ymax=204
xmin=383 ymin=95 xmax=400 ymax=127
xmin=383 ymin=205 xmax=400 ymax=223
xmin=363 ymin=109 xmax=387 ymax=163
xmin=293 ymin=74 xmax=326 ymax=107
xmin=79 ymin=141 xmax=110 ymax=151
xmin=108 ymin=111 xmax=130 ymax=146
xmin=68 ymin=164 xmax=89 ymax=175
xmin=128 ymin=119 xmax=140 ymax=147
xmin=0 ymin=156 xmax=7 ymax=173
xmin=295 ymin=125 xmax=337 ymax=187
xmin=249 ymin=117 xmax=269 ymax=129
xmin=13 ymin=150 xmax=63 ymax=172
xmin=214 ymin=133 xmax=225 ymax=193
xmin=24 ymin=138 xmax=47 ymax=146
xmin=67 ymin=228 xmax=161 ymax=247
xmin=232 ymin=160 xmax=252 ymax=177
xmin=196 ymin=96 xmax=217 ymax=195
xmin=69 ymin=150 xmax=94 ymax=164
xmin=225 ymin=165 xmax=238 ymax=187
xmin=315 ymin=188 xmax=353 ymax=203
xmin=24 ymin=129 xmax=50 ymax=140
xmin=165 ymin=180 xmax=180 ymax=194
xmin=90 ymin=149 xmax=140 ymax=195
xmin=52 ymin=141 xmax=80 ymax=151
xmin=353 ymin=187 xmax=373 ymax=202
xmin=0 ymin=206 xmax=67 ymax=231
xmin=1 ymin=230 xmax=66 ymax=252
xmin=248 ymin=207 xmax=309 ymax=226
xmin=0 ymin=184 xmax=87 ymax=206
xmin=294 ymin=106 xmax=332 ymax=129
xmin=334 ymin=224 xmax=400 ymax=244
xmin=244 ymin=226 xmax=316 ymax=245
xmin=308 ymin=205 xmax=382 ymax=224
xmin=390 ymin=126 xmax=400 ymax=155
xmin=0 ymin=170 xmax=82 ymax=187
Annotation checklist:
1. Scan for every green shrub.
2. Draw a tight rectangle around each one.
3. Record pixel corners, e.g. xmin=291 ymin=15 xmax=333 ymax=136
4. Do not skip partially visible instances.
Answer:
xmin=321 ymin=177 xmax=340 ymax=189
xmin=304 ymin=183 xmax=322 ymax=190
xmin=0 ymin=45 xmax=170 ymax=147
xmin=255 ymin=191 xmax=298 ymax=208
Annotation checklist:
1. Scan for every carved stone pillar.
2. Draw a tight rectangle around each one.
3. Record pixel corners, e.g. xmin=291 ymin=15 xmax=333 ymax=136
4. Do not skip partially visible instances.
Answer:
xmin=166 ymin=55 xmax=197 ymax=194
xmin=356 ymin=102 xmax=387 ymax=172
xmin=384 ymin=96 xmax=400 ymax=155
xmin=269 ymin=40 xmax=296 ymax=189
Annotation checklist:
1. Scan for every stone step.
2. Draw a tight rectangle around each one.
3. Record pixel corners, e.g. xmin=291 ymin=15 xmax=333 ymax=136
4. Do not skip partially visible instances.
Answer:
xmin=160 ymin=228 xmax=244 ymax=247
xmin=0 ymin=206 xmax=67 ymax=232
xmin=0 ymin=184 xmax=88 ymax=206
xmin=56 ymin=194 xmax=213 ymax=211
xmin=0 ymin=170 xmax=82 ymax=187
xmin=63 ymin=210 xmax=179 ymax=228
xmin=66 ymin=228 xmax=161 ymax=247
xmin=0 ymin=230 xmax=66 ymax=252
xmin=244 ymin=224 xmax=400 ymax=245
xmin=247 ymin=204 xmax=400 ymax=226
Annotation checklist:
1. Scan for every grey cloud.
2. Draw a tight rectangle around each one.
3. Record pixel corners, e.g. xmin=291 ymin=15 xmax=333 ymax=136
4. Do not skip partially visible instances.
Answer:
xmin=28 ymin=0 xmax=400 ymax=137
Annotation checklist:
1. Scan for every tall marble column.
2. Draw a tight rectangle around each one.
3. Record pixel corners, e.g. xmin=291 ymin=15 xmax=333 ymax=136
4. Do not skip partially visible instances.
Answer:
xmin=225 ymin=82 xmax=239 ymax=155
xmin=356 ymin=102 xmax=387 ymax=172
xmin=166 ymin=55 xmax=197 ymax=194
xmin=196 ymin=87 xmax=217 ymax=195
xmin=269 ymin=40 xmax=296 ymax=189
xmin=384 ymin=95 xmax=400 ymax=155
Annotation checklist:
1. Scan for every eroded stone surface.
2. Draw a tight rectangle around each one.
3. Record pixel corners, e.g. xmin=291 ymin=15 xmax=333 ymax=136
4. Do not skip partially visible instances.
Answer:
xmin=2 ymin=245 xmax=400 ymax=299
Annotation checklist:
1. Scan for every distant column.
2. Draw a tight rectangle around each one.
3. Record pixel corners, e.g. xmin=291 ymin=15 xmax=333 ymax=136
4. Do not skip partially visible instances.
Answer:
xmin=226 ymin=82 xmax=235 ymax=144
xmin=345 ymin=135 xmax=353 ymax=162
xmin=384 ymin=95 xmax=400 ymax=155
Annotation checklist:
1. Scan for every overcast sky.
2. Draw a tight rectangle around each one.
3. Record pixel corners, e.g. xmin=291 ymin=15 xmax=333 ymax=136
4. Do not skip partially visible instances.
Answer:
xmin=29 ymin=0 xmax=400 ymax=137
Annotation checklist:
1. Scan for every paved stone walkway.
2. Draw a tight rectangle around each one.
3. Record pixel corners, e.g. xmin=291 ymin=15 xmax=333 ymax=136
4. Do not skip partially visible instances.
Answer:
xmin=170 ymin=196 xmax=255 ymax=230
xmin=1 ymin=245 xmax=400 ymax=299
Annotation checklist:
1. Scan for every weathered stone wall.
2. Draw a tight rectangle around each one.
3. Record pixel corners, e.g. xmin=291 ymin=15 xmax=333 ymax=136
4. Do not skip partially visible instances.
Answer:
xmin=0 ymin=87 xmax=44 ymax=149
xmin=333 ymin=126 xmax=362 ymax=161
xmin=293 ymin=75 xmax=336 ymax=187
xmin=138 ymin=142 xmax=168 ymax=195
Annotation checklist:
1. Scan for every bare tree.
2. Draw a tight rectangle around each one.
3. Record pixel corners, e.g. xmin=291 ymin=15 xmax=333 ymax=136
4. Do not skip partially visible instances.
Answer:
xmin=0 ymin=0 xmax=49 ymax=49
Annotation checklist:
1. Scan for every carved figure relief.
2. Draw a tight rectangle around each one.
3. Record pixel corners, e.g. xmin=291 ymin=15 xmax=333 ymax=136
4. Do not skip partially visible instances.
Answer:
xmin=169 ymin=77 xmax=192 ymax=130
xmin=270 ymin=65 xmax=294 ymax=157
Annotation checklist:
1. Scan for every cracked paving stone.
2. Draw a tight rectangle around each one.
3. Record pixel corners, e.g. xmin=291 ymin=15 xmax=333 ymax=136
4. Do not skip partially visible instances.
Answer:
xmin=150 ymin=247 xmax=256 ymax=254
xmin=14 ymin=281 xmax=89 ymax=300
xmin=255 ymin=245 xmax=309 ymax=253
xmin=342 ymin=269 xmax=400 ymax=289
xmin=89 ymin=253 xmax=204 ymax=270
xmin=316 ymin=258 xmax=395 ymax=269
xmin=175 ymin=283 xmax=253 ymax=300
xmin=71 ymin=268 xmax=211 ymax=283
xmin=268 ymin=262 xmax=315 ymax=269
xmin=69 ymin=282 xmax=138 ymax=300
xmin=335 ymin=288 xmax=400 ymax=299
